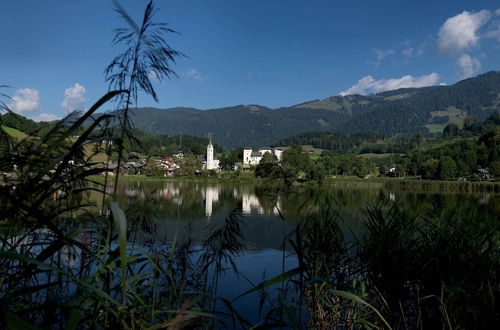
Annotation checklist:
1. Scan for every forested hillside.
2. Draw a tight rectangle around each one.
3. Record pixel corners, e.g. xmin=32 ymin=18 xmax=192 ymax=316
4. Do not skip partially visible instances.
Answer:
xmin=0 ymin=112 xmax=56 ymax=136
xmin=126 ymin=129 xmax=223 ymax=156
xmin=126 ymin=105 xmax=347 ymax=148
xmin=274 ymin=112 xmax=499 ymax=156
xmin=0 ymin=115 xmax=222 ymax=159
xmin=265 ymin=114 xmax=500 ymax=181
xmin=272 ymin=131 xmax=392 ymax=154
xmin=126 ymin=71 xmax=499 ymax=148
xmin=339 ymin=71 xmax=500 ymax=135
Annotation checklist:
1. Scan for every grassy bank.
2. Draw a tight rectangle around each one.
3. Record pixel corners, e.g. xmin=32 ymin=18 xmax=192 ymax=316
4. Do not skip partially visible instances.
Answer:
xmin=324 ymin=176 xmax=500 ymax=193
xmin=92 ymin=171 xmax=259 ymax=184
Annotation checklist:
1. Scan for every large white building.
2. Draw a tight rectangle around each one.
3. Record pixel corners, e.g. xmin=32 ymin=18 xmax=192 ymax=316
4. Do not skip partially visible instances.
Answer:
xmin=243 ymin=147 xmax=284 ymax=165
xmin=206 ymin=139 xmax=220 ymax=170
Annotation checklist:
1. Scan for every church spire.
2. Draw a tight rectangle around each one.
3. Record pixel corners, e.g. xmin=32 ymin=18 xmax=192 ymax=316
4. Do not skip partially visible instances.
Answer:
xmin=206 ymin=133 xmax=215 ymax=170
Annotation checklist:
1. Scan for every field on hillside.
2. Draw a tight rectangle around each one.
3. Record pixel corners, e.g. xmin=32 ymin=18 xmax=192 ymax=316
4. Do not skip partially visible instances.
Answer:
xmin=2 ymin=126 xmax=108 ymax=163
xmin=2 ymin=125 xmax=28 ymax=139
xmin=357 ymin=153 xmax=397 ymax=159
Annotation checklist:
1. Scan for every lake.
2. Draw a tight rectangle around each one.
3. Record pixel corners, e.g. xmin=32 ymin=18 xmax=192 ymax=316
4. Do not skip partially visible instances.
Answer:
xmin=109 ymin=178 xmax=499 ymax=326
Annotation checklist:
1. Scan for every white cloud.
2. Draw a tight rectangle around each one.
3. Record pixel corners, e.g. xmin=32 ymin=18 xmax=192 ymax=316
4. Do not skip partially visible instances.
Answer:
xmin=31 ymin=113 xmax=61 ymax=122
xmin=456 ymin=54 xmax=481 ymax=79
xmin=437 ymin=10 xmax=492 ymax=54
xmin=366 ymin=48 xmax=395 ymax=68
xmin=8 ymin=88 xmax=40 ymax=113
xmin=185 ymin=68 xmax=210 ymax=80
xmin=340 ymin=76 xmax=376 ymax=95
xmin=61 ymin=83 xmax=86 ymax=113
xmin=340 ymin=73 xmax=439 ymax=96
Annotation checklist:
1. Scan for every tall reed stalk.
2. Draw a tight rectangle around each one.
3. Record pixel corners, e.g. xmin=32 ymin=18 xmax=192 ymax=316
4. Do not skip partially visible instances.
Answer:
xmin=104 ymin=0 xmax=183 ymax=197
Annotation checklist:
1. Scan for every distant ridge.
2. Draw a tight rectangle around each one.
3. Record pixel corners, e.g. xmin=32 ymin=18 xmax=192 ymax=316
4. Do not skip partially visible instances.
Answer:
xmin=123 ymin=71 xmax=500 ymax=148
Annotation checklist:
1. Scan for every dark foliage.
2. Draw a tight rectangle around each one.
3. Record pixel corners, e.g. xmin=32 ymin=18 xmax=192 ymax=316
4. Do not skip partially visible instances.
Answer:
xmin=361 ymin=199 xmax=499 ymax=328
xmin=401 ymin=129 xmax=500 ymax=179
xmin=126 ymin=128 xmax=223 ymax=156
xmin=273 ymin=131 xmax=387 ymax=153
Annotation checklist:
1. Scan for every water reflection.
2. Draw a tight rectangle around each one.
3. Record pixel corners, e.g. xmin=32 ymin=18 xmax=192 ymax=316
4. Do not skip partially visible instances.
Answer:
xmin=204 ymin=185 xmax=219 ymax=216
xmin=107 ymin=180 xmax=500 ymax=252
xmin=110 ymin=180 xmax=499 ymax=224
xmin=114 ymin=181 xmax=285 ymax=218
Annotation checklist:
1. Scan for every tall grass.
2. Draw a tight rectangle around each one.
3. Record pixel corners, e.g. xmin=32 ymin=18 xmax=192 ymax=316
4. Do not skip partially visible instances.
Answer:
xmin=235 ymin=189 xmax=498 ymax=328
xmin=360 ymin=198 xmax=499 ymax=328
xmin=0 ymin=88 xmax=211 ymax=327
xmin=105 ymin=0 xmax=183 ymax=196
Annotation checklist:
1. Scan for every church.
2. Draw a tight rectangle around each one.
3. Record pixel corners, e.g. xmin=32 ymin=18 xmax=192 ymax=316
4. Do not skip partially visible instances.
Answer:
xmin=205 ymin=138 xmax=220 ymax=170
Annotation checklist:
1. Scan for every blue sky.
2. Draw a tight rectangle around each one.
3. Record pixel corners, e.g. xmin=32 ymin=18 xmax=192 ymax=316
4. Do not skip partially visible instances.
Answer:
xmin=1 ymin=0 xmax=499 ymax=121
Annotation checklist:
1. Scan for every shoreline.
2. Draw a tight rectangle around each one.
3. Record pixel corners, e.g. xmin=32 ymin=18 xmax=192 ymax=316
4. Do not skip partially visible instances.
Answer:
xmin=93 ymin=174 xmax=500 ymax=193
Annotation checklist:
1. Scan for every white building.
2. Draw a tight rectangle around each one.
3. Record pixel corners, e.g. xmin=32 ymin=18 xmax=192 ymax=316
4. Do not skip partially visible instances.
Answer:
xmin=243 ymin=147 xmax=284 ymax=165
xmin=205 ymin=139 xmax=220 ymax=170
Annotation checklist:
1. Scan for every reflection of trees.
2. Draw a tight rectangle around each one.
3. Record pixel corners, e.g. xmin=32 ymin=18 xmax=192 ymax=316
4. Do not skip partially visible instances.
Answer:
xmin=113 ymin=181 xmax=244 ymax=220
xmin=109 ymin=180 xmax=499 ymax=230
xmin=252 ymin=182 xmax=284 ymax=215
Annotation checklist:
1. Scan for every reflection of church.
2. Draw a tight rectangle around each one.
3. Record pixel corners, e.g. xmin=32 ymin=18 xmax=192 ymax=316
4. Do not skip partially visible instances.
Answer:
xmin=203 ymin=185 xmax=282 ymax=217
xmin=204 ymin=185 xmax=220 ymax=216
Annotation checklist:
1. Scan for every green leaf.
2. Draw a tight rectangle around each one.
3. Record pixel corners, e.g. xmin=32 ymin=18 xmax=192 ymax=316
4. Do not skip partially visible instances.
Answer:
xmin=5 ymin=312 xmax=39 ymax=330
xmin=233 ymin=267 xmax=302 ymax=301
xmin=330 ymin=290 xmax=392 ymax=330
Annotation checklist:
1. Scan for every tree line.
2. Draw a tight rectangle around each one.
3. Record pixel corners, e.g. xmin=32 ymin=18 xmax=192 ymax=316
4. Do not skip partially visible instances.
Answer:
xmin=257 ymin=112 xmax=500 ymax=181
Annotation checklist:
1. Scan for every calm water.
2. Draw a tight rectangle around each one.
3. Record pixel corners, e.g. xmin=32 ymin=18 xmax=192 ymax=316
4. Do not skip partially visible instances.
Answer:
xmin=110 ymin=179 xmax=499 ymax=324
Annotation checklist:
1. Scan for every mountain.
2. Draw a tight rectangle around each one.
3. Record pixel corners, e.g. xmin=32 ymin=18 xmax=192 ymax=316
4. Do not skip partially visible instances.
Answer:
xmin=128 ymin=105 xmax=348 ymax=148
xmin=121 ymin=71 xmax=500 ymax=148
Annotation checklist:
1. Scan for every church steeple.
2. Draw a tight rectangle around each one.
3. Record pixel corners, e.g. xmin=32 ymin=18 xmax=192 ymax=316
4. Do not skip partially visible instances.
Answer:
xmin=206 ymin=133 xmax=215 ymax=170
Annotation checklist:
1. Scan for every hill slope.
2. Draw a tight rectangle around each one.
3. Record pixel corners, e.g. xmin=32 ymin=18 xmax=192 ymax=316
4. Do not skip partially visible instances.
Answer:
xmin=128 ymin=105 xmax=348 ymax=148
xmin=123 ymin=72 xmax=500 ymax=148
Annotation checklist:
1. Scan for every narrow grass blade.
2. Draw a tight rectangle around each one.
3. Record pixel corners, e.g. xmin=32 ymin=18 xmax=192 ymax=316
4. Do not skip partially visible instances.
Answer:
xmin=233 ymin=267 xmax=301 ymax=301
